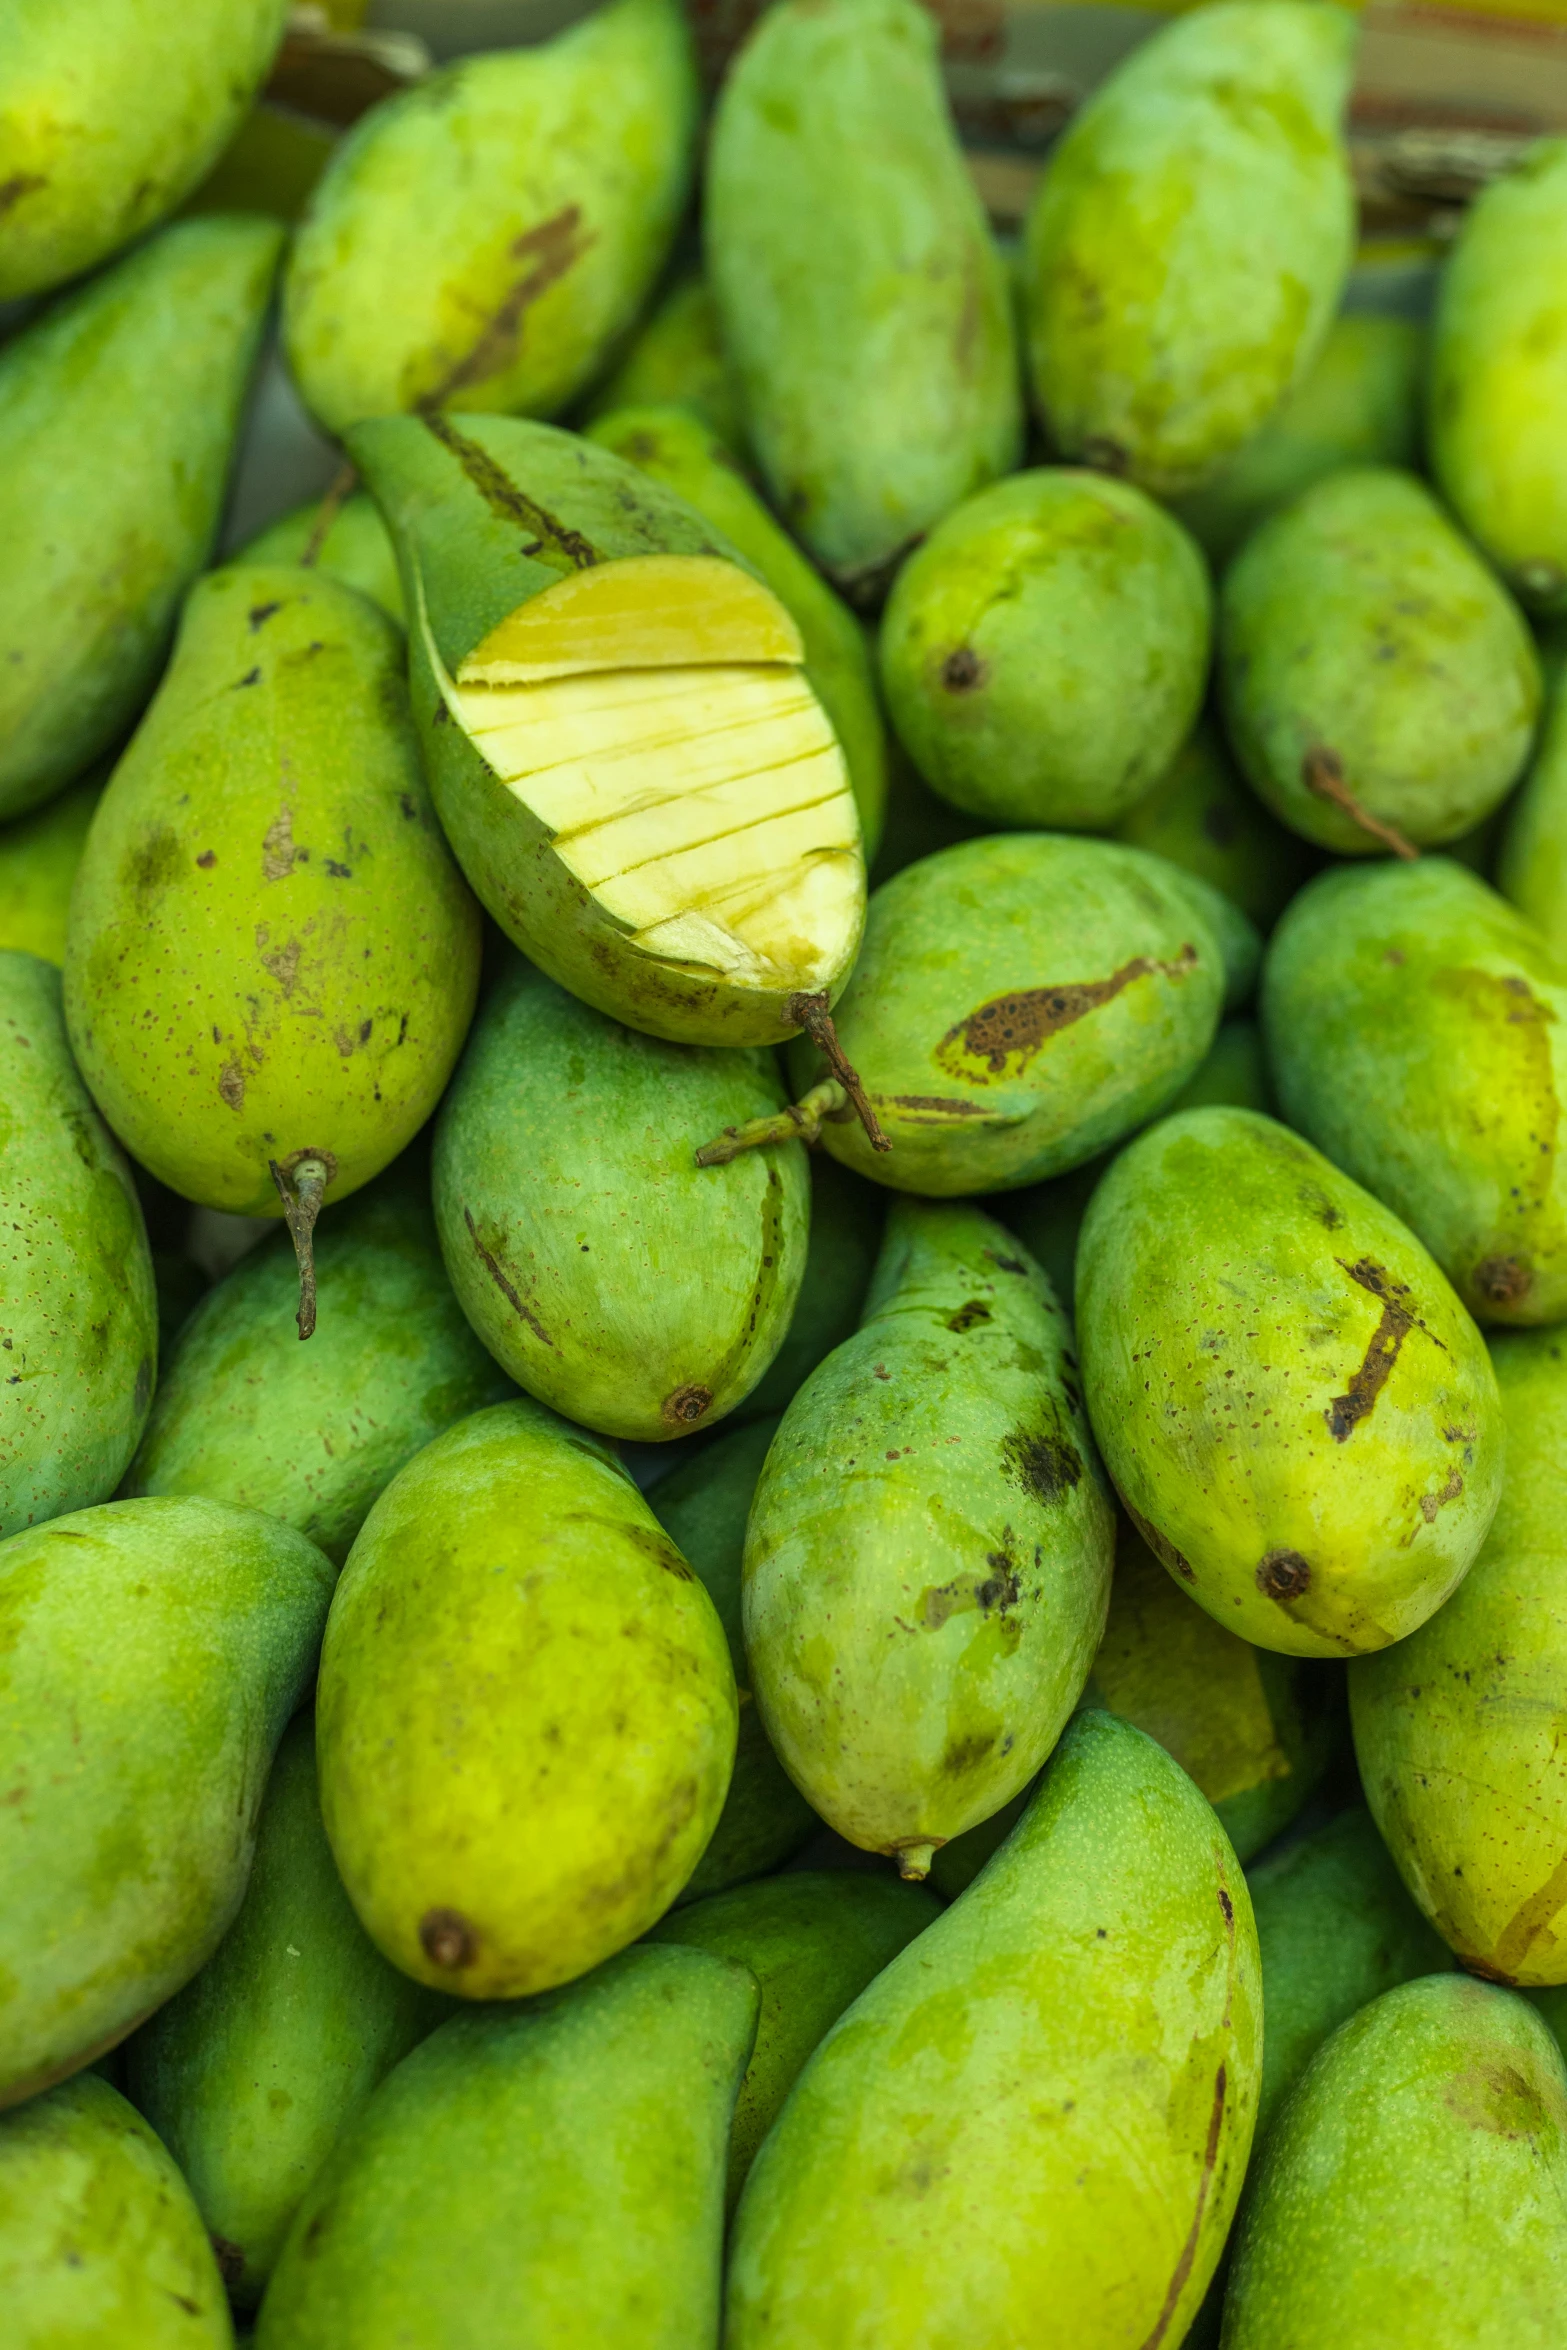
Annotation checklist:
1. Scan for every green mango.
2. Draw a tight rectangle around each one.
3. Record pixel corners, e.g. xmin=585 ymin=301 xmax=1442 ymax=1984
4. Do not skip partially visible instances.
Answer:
xmin=1265 ymin=859 xmax=1567 ymax=1324
xmin=0 ymin=0 xmax=288 ymax=299
xmin=63 ymin=564 xmax=481 ymax=1265
xmin=739 ymin=1152 xmax=883 ymax=1422
xmin=350 ymin=412 xmax=866 ymax=1050
xmin=650 ymin=1871 xmax=939 ymax=2208
xmin=0 ymin=773 xmax=103 ymax=965
xmin=1110 ymin=718 xmax=1316 ymax=932
xmin=579 ymin=268 xmax=745 ymax=449
xmin=1022 ymin=0 xmax=1357 ymax=496
xmin=124 ymin=1164 xmax=512 ymax=1564
xmin=744 ymin=1200 xmax=1114 ymax=1879
xmin=1222 ymin=1975 xmax=1567 ymax=2347
xmin=1 ymin=953 xmax=157 ymax=1540
xmin=1076 ymin=1105 xmax=1504 ymax=1657
xmin=586 ymin=403 xmax=889 ymax=855
xmin=1218 ymin=467 xmax=1541 ymax=854
xmin=783 ymin=833 xmax=1225 ymax=1195
xmin=1500 ymin=663 xmax=1567 ymax=953
xmin=0 ymin=215 xmax=282 ymax=820
xmin=239 ymin=492 xmax=405 ymax=628
xmin=317 ymin=1399 xmax=736 ymax=1999
xmin=185 ymin=98 xmax=337 ymax=226
xmin=283 ymin=0 xmax=696 ymax=434
xmin=126 ymin=1715 xmax=447 ymax=2311
xmin=651 ymin=1418 xmax=819 ymax=1898
xmin=0 ymin=1496 xmax=332 ymax=2107
xmin=0 ymin=2072 xmax=232 ymax=2347
xmin=432 ymin=957 xmax=808 ymax=1441
xmin=1173 ymin=312 xmax=1425 ymax=564
xmin=257 ymin=1943 xmax=756 ymax=2350
xmin=706 ymin=0 xmax=1021 ymax=598
xmin=1350 ymin=1329 xmax=1567 ymax=1985
xmin=878 ymin=468 xmax=1211 ymax=829
xmin=1429 ymin=140 xmax=1567 ymax=615
xmin=726 ymin=1711 xmax=1261 ymax=2347
xmin=1247 ymin=1805 xmax=1455 ymax=2142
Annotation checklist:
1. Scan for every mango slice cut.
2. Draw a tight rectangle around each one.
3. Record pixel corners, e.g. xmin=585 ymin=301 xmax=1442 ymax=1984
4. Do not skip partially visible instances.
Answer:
xmin=457 ymin=554 xmax=804 ymax=684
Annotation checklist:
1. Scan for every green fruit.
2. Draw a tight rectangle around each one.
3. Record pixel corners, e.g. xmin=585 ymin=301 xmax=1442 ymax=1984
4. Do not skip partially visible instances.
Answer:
xmin=1022 ymin=0 xmax=1357 ymax=495
xmin=1222 ymin=1976 xmax=1567 ymax=2347
xmin=744 ymin=1200 xmax=1114 ymax=1878
xmin=1179 ymin=871 xmax=1262 ymax=1015
xmin=580 ymin=268 xmax=745 ymax=449
xmin=0 ymin=2072 xmax=232 ymax=2347
xmin=1110 ymin=718 xmax=1315 ymax=932
xmin=185 ymin=97 xmax=337 ymax=226
xmin=257 ymin=1944 xmax=757 ymax=2350
xmin=1173 ymin=312 xmax=1425 ymax=565
xmin=0 ymin=0 xmax=288 ymax=299
xmin=879 ymin=468 xmax=1210 ymax=829
xmin=239 ymin=492 xmax=405 ymax=628
xmin=650 ymin=1418 xmax=819 ymax=1898
xmin=283 ymin=0 xmax=697 ymax=434
xmin=1499 ymin=663 xmax=1567 ymax=953
xmin=63 ymin=564 xmax=481 ymax=1250
xmin=0 ymin=773 xmax=103 ymax=965
xmin=1 ymin=953 xmax=157 ymax=1540
xmin=317 ymin=1400 xmax=736 ymax=1999
xmin=123 ymin=1164 xmax=512 ymax=1564
xmin=432 ymin=957 xmax=808 ymax=1441
xmin=1265 ymin=859 xmax=1567 ymax=1325
xmin=1076 ymin=1106 xmax=1504 ymax=1657
xmin=0 ymin=215 xmax=282 ymax=819
xmin=125 ymin=1715 xmax=447 ymax=2311
xmin=1218 ymin=467 xmax=1541 ymax=854
xmin=0 ymin=1496 xmax=332 ymax=2107
xmin=650 ymin=1871 xmax=939 ymax=2208
xmin=586 ymin=403 xmax=889 ymax=855
xmin=726 ymin=1711 xmax=1261 ymax=2348
xmin=1429 ymin=140 xmax=1567 ymax=615
xmin=707 ymin=0 xmax=1021 ymax=596
xmin=739 ymin=1153 xmax=883 ymax=1422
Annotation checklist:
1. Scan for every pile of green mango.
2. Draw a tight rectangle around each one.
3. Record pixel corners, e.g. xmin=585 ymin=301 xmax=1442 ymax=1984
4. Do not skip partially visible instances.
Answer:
xmin=9 ymin=0 xmax=1567 ymax=2341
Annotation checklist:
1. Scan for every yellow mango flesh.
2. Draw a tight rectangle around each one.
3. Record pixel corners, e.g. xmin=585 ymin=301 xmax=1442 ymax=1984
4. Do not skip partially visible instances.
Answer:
xmin=458 ymin=554 xmax=803 ymax=681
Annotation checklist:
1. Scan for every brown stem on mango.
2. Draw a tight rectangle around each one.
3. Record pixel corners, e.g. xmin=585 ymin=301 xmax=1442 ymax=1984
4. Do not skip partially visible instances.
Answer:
xmin=269 ymin=1154 xmax=332 ymax=1340
xmin=300 ymin=461 xmax=358 ymax=568
xmin=695 ymin=1078 xmax=849 ymax=1168
xmin=1302 ymin=747 xmax=1419 ymax=861
xmin=786 ymin=992 xmax=890 ymax=1154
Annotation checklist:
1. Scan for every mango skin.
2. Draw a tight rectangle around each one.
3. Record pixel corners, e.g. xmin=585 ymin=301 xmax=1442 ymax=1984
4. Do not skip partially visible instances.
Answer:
xmin=283 ymin=0 xmax=697 ymax=434
xmin=1265 ymin=859 xmax=1567 ymax=1325
xmin=1218 ymin=467 xmax=1541 ymax=853
xmin=0 ymin=774 xmax=102 ymax=965
xmin=726 ymin=1712 xmax=1260 ymax=2350
xmin=0 ymin=2072 xmax=232 ymax=2348
xmin=1222 ymin=1976 xmax=1567 ymax=2348
xmin=744 ymin=1202 xmax=1114 ymax=1868
xmin=317 ymin=1400 xmax=737 ymax=2000
xmin=0 ymin=1496 xmax=333 ymax=2109
xmin=1500 ymin=661 xmax=1567 ymax=955
xmin=126 ymin=1715 xmax=449 ymax=2311
xmin=433 ymin=957 xmax=808 ymax=1442
xmin=650 ymin=1871 xmax=939 ymax=2209
xmin=791 ymin=832 xmax=1224 ymax=1195
xmin=64 ymin=563 xmax=481 ymax=1218
xmin=1023 ymin=1 xmax=1357 ymax=496
xmin=579 ymin=268 xmax=745 ymax=449
xmin=707 ymin=0 xmax=1021 ymax=594
xmin=740 ymin=1152 xmax=883 ymax=1423
xmin=0 ymin=0 xmax=288 ymax=299
xmin=1076 ymin=1107 xmax=1504 ymax=1658
xmin=1111 ymin=718 xmax=1315 ymax=932
xmin=239 ymin=492 xmax=405 ymax=629
xmin=0 ymin=215 xmax=282 ymax=820
xmin=257 ymin=1944 xmax=757 ymax=2350
xmin=1429 ymin=140 xmax=1567 ymax=615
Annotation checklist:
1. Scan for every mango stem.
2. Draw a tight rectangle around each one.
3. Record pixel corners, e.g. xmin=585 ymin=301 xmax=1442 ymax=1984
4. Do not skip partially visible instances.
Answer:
xmin=1302 ymin=746 xmax=1419 ymax=862
xmin=894 ymin=1841 xmax=939 ymax=1883
xmin=269 ymin=1155 xmax=332 ymax=1340
xmin=786 ymin=992 xmax=890 ymax=1154
xmin=695 ymin=1079 xmax=848 ymax=1168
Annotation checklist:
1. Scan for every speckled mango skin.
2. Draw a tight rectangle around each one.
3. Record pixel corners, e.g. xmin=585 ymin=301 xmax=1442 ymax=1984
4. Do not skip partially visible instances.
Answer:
xmin=1218 ymin=467 xmax=1541 ymax=853
xmin=1076 ymin=1107 xmax=1504 ymax=1658
xmin=0 ymin=774 xmax=102 ymax=965
xmin=239 ymin=492 xmax=405 ymax=629
xmin=0 ymin=216 xmax=281 ymax=820
xmin=433 ymin=958 xmax=808 ymax=1442
xmin=726 ymin=1712 xmax=1260 ymax=2350
xmin=316 ymin=1401 xmax=737 ymax=2001
xmin=257 ymin=1945 xmax=757 ymax=2350
xmin=1023 ymin=1 xmax=1357 ymax=496
xmin=879 ymin=468 xmax=1211 ymax=829
xmin=283 ymin=0 xmax=697 ymax=435
xmin=1500 ymin=662 xmax=1567 ymax=955
xmin=0 ymin=954 xmax=157 ymax=1541
xmin=0 ymin=2073 xmax=232 ymax=2349
xmin=579 ymin=268 xmax=745 ymax=450
xmin=1429 ymin=141 xmax=1567 ymax=616
xmin=1350 ymin=1331 xmax=1567 ymax=1987
xmin=0 ymin=1496 xmax=333 ymax=2109
xmin=706 ymin=0 xmax=1021 ymax=595
xmin=790 ymin=832 xmax=1224 ymax=1195
xmin=1222 ymin=1977 xmax=1567 ymax=2349
xmin=63 ymin=563 xmax=480 ymax=1218
xmin=743 ymin=1202 xmax=1114 ymax=1867
xmin=1265 ymin=860 xmax=1567 ymax=1326
xmin=1111 ymin=718 xmax=1314 ymax=932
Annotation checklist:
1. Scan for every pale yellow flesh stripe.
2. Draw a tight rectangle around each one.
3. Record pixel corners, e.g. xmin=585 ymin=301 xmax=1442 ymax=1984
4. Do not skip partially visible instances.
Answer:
xmin=458 ymin=554 xmax=805 ymax=684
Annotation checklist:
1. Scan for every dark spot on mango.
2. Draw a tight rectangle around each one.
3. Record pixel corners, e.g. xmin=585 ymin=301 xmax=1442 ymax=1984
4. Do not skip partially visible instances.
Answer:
xmin=1001 ymin=1427 xmax=1081 ymax=1505
xmin=941 ymin=645 xmax=986 ymax=692
xmin=419 ymin=1907 xmax=477 ymax=1969
xmin=1257 ymin=1548 xmax=1312 ymax=1600
xmin=1474 ymin=1254 xmax=1532 ymax=1306
xmin=946 ymin=1299 xmax=992 ymax=1333
xmin=936 ymin=948 xmax=1197 ymax=1082
xmin=662 ymin=1382 xmax=713 ymax=1427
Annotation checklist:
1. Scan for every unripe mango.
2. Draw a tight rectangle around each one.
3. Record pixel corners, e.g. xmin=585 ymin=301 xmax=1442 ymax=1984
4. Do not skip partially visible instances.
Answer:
xmin=1111 ymin=719 xmax=1315 ymax=932
xmin=239 ymin=491 xmax=405 ymax=629
xmin=0 ymin=774 xmax=102 ymax=965
xmin=580 ymin=268 xmax=745 ymax=449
